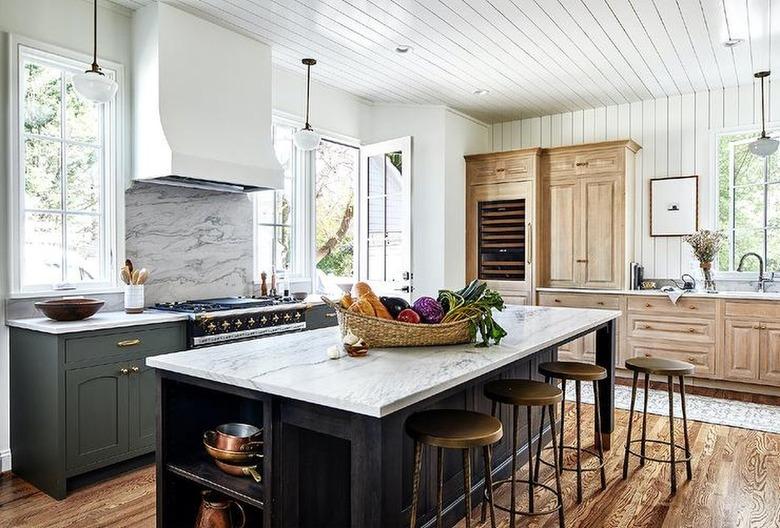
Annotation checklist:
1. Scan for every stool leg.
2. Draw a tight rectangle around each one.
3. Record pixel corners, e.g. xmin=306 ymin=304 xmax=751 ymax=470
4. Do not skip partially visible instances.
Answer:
xmin=622 ymin=370 xmax=640 ymax=480
xmin=640 ymin=372 xmax=649 ymax=467
xmin=679 ymin=375 xmax=693 ymax=480
xmin=510 ymin=405 xmax=519 ymax=528
xmin=436 ymin=447 xmax=444 ymax=528
xmin=534 ymin=378 xmax=549 ymax=483
xmin=575 ymin=380 xmax=582 ymax=503
xmin=592 ymin=380 xmax=607 ymax=490
xmin=559 ymin=379 xmax=567 ymax=474
xmin=668 ymin=376 xmax=677 ymax=495
xmin=462 ymin=449 xmax=472 ymax=528
xmin=527 ymin=405 xmax=535 ymax=513
xmin=410 ymin=441 xmax=423 ymax=528
xmin=483 ymin=445 xmax=497 ymax=528
xmin=482 ymin=399 xmax=497 ymax=523
xmin=548 ymin=404 xmax=565 ymax=528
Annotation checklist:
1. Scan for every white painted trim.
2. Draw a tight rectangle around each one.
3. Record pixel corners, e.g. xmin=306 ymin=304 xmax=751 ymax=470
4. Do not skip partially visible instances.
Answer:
xmin=8 ymin=34 xmax=125 ymax=296
xmin=0 ymin=449 xmax=10 ymax=473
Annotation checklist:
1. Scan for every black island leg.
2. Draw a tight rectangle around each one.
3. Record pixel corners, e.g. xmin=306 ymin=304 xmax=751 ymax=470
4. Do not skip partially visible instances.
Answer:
xmin=594 ymin=319 xmax=616 ymax=451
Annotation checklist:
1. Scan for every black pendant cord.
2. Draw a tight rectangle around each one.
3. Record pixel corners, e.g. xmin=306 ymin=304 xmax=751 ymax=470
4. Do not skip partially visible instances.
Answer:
xmin=91 ymin=0 xmax=99 ymax=72
xmin=304 ymin=62 xmax=311 ymax=129
xmin=759 ymin=75 xmax=767 ymax=138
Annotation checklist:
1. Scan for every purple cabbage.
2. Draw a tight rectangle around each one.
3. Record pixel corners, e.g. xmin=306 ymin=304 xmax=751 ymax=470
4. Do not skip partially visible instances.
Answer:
xmin=412 ymin=297 xmax=444 ymax=324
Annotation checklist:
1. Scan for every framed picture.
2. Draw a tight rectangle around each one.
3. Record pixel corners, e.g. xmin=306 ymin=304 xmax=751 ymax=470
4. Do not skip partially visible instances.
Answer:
xmin=650 ymin=175 xmax=699 ymax=237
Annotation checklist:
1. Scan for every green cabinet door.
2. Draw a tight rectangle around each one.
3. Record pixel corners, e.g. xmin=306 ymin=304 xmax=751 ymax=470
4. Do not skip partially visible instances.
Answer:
xmin=66 ymin=362 xmax=129 ymax=471
xmin=129 ymin=361 xmax=156 ymax=451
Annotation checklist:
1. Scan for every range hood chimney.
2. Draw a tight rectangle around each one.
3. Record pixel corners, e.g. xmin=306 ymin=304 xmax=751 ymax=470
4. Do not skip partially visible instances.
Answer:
xmin=132 ymin=3 xmax=283 ymax=192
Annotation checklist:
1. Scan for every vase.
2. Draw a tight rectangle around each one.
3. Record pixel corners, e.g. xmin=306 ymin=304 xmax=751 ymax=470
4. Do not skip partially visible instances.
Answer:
xmin=700 ymin=261 xmax=717 ymax=293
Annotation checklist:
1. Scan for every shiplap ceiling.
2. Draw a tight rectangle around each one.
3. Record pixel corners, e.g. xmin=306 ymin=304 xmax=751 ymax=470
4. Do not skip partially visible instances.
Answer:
xmin=110 ymin=0 xmax=778 ymax=123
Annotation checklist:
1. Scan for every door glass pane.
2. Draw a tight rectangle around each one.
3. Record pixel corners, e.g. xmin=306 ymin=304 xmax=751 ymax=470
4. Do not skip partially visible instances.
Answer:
xmin=385 ymin=151 xmax=402 ymax=195
xmin=367 ymin=196 xmax=385 ymax=281
xmin=66 ymin=214 xmax=100 ymax=282
xmin=385 ymin=233 xmax=403 ymax=283
xmin=23 ymin=62 xmax=61 ymax=137
xmin=66 ymin=145 xmax=100 ymax=212
xmin=24 ymin=212 xmax=62 ymax=285
xmin=24 ymin=138 xmax=61 ymax=210
xmin=734 ymin=184 xmax=765 ymax=230
xmin=368 ymin=155 xmax=384 ymax=195
xmin=65 ymin=77 xmax=99 ymax=143
xmin=734 ymin=229 xmax=764 ymax=270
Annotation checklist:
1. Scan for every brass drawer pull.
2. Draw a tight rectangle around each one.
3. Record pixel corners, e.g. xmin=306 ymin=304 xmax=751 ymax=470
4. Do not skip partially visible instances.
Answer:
xmin=576 ymin=258 xmax=588 ymax=263
xmin=688 ymin=305 xmax=697 ymax=310
xmin=554 ymin=299 xmax=561 ymax=303
xmin=645 ymin=303 xmax=652 ymax=308
xmin=117 ymin=339 xmax=141 ymax=347
xmin=596 ymin=301 xmax=604 ymax=306
xmin=325 ymin=312 xmax=337 ymax=318
xmin=642 ymin=324 xmax=653 ymax=329
xmin=575 ymin=161 xmax=589 ymax=167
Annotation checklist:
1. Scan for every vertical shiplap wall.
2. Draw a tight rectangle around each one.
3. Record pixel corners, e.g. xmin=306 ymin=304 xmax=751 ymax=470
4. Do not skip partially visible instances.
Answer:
xmin=489 ymin=83 xmax=778 ymax=280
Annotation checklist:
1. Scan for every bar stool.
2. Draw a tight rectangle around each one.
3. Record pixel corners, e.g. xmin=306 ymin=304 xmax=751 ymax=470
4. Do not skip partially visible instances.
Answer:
xmin=481 ymin=379 xmax=565 ymax=528
xmin=622 ymin=357 xmax=695 ymax=495
xmin=406 ymin=409 xmax=503 ymax=528
xmin=534 ymin=361 xmax=607 ymax=504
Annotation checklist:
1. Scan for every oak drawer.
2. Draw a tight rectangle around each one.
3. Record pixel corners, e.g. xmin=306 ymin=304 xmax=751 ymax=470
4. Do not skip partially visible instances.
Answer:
xmin=627 ymin=296 xmax=715 ymax=316
xmin=543 ymin=153 xmax=576 ymax=179
xmin=724 ymin=301 xmax=780 ymax=320
xmin=627 ymin=339 xmax=715 ymax=377
xmin=574 ymin=150 xmax=621 ymax=176
xmin=538 ymin=292 xmax=621 ymax=309
xmin=627 ymin=314 xmax=715 ymax=344
xmin=468 ymin=156 xmax=533 ymax=185
xmin=65 ymin=324 xmax=186 ymax=365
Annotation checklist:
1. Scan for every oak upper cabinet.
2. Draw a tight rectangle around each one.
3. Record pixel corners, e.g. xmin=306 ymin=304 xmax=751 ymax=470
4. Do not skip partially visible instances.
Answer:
xmin=540 ymin=140 xmax=640 ymax=290
xmin=466 ymin=149 xmax=540 ymax=304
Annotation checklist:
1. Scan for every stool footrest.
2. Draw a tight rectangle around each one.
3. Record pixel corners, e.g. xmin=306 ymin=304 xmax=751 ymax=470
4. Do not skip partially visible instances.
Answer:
xmin=483 ymin=478 xmax=562 ymax=517
xmin=537 ymin=445 xmax=606 ymax=472
xmin=626 ymin=439 xmax=692 ymax=464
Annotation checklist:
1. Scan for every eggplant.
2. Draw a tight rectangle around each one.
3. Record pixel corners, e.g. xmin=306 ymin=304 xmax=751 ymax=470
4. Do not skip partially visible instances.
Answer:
xmin=379 ymin=296 xmax=410 ymax=319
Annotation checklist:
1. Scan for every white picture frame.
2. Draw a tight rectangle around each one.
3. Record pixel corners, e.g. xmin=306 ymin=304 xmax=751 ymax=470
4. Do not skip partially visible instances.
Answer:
xmin=650 ymin=176 xmax=699 ymax=237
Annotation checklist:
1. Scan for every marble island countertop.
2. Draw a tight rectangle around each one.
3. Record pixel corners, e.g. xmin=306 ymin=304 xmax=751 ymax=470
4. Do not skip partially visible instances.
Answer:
xmin=6 ymin=310 xmax=190 ymax=334
xmin=146 ymin=305 xmax=620 ymax=417
xmin=537 ymin=287 xmax=780 ymax=301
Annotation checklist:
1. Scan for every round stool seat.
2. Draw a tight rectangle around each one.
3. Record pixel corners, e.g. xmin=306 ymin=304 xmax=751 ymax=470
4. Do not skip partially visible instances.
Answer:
xmin=539 ymin=361 xmax=607 ymax=381
xmin=625 ymin=357 xmax=695 ymax=376
xmin=405 ymin=409 xmax=503 ymax=449
xmin=484 ymin=379 xmax=563 ymax=407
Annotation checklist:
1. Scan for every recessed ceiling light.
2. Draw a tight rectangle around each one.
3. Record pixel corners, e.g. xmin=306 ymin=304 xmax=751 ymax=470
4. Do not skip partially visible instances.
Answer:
xmin=473 ymin=88 xmax=490 ymax=96
xmin=395 ymin=44 xmax=412 ymax=54
xmin=723 ymin=38 xmax=744 ymax=48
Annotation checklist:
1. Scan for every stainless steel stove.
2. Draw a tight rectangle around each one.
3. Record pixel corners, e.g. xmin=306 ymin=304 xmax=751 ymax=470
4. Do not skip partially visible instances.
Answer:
xmin=154 ymin=297 xmax=307 ymax=348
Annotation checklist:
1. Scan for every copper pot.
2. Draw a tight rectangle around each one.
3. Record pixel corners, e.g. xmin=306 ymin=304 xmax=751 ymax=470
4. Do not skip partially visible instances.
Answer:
xmin=209 ymin=423 xmax=263 ymax=452
xmin=213 ymin=459 xmax=262 ymax=483
xmin=195 ymin=490 xmax=245 ymax=528
xmin=203 ymin=431 xmax=264 ymax=465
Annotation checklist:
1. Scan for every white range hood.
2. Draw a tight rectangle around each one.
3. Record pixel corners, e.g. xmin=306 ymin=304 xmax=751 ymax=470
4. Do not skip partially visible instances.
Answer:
xmin=132 ymin=3 xmax=283 ymax=193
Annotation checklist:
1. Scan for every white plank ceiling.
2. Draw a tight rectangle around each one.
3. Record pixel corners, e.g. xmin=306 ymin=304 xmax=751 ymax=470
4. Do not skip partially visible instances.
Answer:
xmin=110 ymin=0 xmax=779 ymax=123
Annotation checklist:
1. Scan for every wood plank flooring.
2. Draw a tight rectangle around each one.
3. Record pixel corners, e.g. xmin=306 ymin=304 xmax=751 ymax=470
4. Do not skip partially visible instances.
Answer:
xmin=0 ymin=403 xmax=777 ymax=528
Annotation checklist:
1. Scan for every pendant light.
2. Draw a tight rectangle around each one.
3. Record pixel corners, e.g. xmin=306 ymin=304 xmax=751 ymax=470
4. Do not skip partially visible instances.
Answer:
xmin=749 ymin=71 xmax=778 ymax=157
xmin=293 ymin=58 xmax=321 ymax=151
xmin=73 ymin=0 xmax=118 ymax=104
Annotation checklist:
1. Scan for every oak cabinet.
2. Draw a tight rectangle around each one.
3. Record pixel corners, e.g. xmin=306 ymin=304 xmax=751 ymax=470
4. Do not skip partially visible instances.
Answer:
xmin=539 ymin=140 xmax=639 ymax=290
xmin=761 ymin=324 xmax=780 ymax=384
xmin=724 ymin=320 xmax=780 ymax=384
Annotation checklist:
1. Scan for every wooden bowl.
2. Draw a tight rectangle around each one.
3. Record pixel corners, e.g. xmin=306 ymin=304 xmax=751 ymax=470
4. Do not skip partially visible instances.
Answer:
xmin=34 ymin=298 xmax=105 ymax=321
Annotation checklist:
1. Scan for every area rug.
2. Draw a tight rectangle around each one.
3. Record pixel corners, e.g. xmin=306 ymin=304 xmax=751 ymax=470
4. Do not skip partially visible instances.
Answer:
xmin=565 ymin=382 xmax=780 ymax=435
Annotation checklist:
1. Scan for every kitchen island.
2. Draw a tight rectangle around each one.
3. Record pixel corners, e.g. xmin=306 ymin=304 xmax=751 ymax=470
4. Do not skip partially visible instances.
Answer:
xmin=148 ymin=305 xmax=619 ymax=528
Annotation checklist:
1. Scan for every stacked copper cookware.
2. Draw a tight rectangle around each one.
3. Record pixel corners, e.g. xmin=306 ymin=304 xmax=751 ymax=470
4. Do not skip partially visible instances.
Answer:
xmin=203 ymin=423 xmax=263 ymax=482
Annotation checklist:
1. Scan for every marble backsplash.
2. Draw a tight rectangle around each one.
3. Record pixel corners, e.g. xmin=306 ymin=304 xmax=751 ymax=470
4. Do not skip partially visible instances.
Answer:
xmin=125 ymin=182 xmax=255 ymax=305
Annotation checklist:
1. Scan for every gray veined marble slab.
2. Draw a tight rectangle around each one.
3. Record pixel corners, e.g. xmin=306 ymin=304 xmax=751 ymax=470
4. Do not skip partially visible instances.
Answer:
xmin=7 ymin=310 xmax=189 ymax=334
xmin=147 ymin=305 xmax=620 ymax=417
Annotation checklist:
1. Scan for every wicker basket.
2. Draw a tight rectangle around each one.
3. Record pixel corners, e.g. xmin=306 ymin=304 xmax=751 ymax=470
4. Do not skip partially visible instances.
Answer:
xmin=322 ymin=297 xmax=473 ymax=348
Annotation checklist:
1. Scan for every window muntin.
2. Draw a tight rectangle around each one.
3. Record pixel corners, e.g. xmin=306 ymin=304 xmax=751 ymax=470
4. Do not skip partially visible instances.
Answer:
xmin=15 ymin=45 xmax=117 ymax=292
xmin=717 ymin=130 xmax=780 ymax=272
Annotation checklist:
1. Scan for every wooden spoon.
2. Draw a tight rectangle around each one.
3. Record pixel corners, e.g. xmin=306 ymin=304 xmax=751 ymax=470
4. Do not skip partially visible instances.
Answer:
xmin=120 ymin=267 xmax=131 ymax=285
xmin=136 ymin=268 xmax=149 ymax=285
xmin=131 ymin=269 xmax=140 ymax=285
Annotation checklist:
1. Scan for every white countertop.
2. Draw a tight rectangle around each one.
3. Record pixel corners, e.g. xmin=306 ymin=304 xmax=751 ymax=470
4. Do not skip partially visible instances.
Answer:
xmin=536 ymin=287 xmax=780 ymax=301
xmin=146 ymin=305 xmax=620 ymax=417
xmin=6 ymin=310 xmax=189 ymax=334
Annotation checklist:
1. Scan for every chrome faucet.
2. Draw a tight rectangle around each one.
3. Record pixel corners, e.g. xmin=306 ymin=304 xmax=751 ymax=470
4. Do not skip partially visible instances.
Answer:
xmin=737 ymin=252 xmax=774 ymax=292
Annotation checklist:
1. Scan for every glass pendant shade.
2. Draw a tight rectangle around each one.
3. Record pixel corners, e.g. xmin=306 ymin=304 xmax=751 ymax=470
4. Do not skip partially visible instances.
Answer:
xmin=293 ymin=127 xmax=321 ymax=151
xmin=73 ymin=70 xmax=118 ymax=103
xmin=749 ymin=135 xmax=779 ymax=157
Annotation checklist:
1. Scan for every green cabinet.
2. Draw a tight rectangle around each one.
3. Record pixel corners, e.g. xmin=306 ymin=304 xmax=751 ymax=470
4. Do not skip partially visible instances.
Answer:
xmin=10 ymin=321 xmax=186 ymax=499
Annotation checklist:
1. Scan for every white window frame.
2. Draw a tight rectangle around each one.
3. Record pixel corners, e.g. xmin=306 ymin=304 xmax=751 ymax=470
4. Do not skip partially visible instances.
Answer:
xmin=711 ymin=124 xmax=780 ymax=279
xmin=254 ymin=114 xmax=360 ymax=291
xmin=8 ymin=35 xmax=125 ymax=296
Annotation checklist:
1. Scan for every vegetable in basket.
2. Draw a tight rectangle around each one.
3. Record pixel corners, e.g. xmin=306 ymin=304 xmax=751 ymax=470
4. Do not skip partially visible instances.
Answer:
xmin=437 ymin=280 xmax=507 ymax=347
xmin=412 ymin=297 xmax=444 ymax=324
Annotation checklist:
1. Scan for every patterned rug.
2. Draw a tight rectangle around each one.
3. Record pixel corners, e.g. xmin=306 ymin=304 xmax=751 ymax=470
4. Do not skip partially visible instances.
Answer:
xmin=565 ymin=382 xmax=780 ymax=435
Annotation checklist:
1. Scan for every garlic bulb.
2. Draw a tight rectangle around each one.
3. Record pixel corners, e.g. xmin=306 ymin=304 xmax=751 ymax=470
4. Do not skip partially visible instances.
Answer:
xmin=342 ymin=331 xmax=360 ymax=346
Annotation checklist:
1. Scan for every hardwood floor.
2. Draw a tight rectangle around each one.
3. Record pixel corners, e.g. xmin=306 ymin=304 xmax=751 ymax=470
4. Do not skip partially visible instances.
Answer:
xmin=0 ymin=403 xmax=777 ymax=528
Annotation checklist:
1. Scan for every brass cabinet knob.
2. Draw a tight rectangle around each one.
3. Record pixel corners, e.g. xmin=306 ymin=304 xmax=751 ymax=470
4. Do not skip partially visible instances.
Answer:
xmin=119 ymin=368 xmax=130 ymax=375
xmin=131 ymin=366 xmax=140 ymax=373
xmin=645 ymin=303 xmax=652 ymax=308
xmin=688 ymin=328 xmax=696 ymax=333
xmin=597 ymin=301 xmax=604 ymax=306
xmin=554 ymin=299 xmax=561 ymax=303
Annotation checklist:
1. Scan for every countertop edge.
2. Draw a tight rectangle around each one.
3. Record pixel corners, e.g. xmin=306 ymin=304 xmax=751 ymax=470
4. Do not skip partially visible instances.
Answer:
xmin=536 ymin=287 xmax=780 ymax=301
xmin=6 ymin=310 xmax=190 ymax=334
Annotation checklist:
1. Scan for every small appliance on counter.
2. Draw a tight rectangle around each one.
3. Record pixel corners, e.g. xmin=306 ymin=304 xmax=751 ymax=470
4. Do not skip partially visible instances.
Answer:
xmin=153 ymin=296 xmax=307 ymax=348
xmin=629 ymin=262 xmax=644 ymax=290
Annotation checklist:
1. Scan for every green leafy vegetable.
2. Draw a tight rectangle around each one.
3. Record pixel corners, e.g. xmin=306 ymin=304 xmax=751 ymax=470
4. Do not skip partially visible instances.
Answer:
xmin=438 ymin=280 xmax=507 ymax=347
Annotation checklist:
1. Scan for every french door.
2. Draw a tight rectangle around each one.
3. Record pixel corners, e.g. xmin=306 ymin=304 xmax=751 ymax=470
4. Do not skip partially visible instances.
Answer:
xmin=358 ymin=137 xmax=412 ymax=299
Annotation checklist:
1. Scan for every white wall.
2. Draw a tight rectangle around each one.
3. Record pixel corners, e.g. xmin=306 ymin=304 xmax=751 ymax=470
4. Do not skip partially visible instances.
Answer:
xmin=489 ymin=83 xmax=778 ymax=280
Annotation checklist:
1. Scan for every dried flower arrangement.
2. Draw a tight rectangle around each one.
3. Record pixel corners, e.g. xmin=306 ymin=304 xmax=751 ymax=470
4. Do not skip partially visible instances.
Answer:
xmin=683 ymin=229 xmax=726 ymax=264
